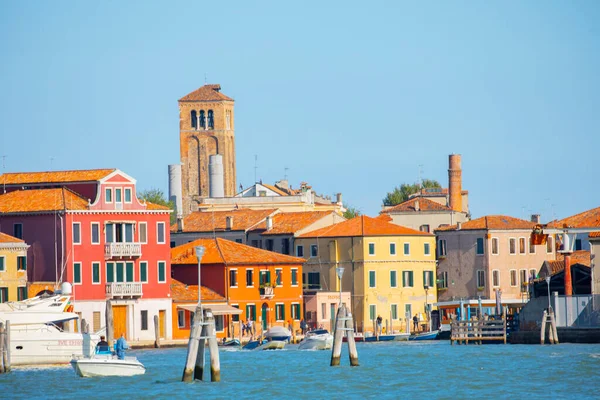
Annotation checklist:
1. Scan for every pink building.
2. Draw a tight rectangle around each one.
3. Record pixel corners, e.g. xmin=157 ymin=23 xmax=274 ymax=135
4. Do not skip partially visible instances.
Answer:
xmin=0 ymin=169 xmax=172 ymax=341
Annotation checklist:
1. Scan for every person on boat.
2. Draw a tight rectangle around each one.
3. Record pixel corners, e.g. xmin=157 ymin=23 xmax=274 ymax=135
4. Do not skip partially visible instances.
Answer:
xmin=413 ymin=314 xmax=419 ymax=332
xmin=300 ymin=319 xmax=307 ymax=335
xmin=96 ymin=335 xmax=110 ymax=354
xmin=115 ymin=333 xmax=128 ymax=360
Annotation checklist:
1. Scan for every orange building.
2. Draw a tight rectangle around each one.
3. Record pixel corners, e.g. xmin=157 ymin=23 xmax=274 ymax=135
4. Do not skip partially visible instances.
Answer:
xmin=171 ymin=238 xmax=305 ymax=338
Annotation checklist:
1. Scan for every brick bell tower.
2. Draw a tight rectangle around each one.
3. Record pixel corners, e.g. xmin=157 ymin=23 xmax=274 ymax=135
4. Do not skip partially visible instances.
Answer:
xmin=178 ymin=84 xmax=236 ymax=215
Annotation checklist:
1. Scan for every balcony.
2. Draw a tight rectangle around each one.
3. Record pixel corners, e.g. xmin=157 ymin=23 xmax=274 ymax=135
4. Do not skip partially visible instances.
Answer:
xmin=106 ymin=282 xmax=143 ymax=298
xmin=259 ymin=286 xmax=274 ymax=300
xmin=105 ymin=242 xmax=142 ymax=259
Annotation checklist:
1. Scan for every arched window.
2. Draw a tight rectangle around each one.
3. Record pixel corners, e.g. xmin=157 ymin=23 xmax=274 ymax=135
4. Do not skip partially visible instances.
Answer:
xmin=191 ymin=110 xmax=197 ymax=129
xmin=208 ymin=110 xmax=214 ymax=129
xmin=199 ymin=110 xmax=206 ymax=129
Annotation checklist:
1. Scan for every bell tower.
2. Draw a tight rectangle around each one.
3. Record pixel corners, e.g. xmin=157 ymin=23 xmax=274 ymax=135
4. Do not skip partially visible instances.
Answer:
xmin=178 ymin=84 xmax=236 ymax=215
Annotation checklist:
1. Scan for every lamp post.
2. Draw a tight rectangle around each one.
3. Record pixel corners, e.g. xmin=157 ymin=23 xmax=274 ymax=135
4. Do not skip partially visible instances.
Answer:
xmin=424 ymin=286 xmax=430 ymax=332
xmin=195 ymin=246 xmax=206 ymax=318
xmin=545 ymin=276 xmax=551 ymax=311
xmin=336 ymin=266 xmax=345 ymax=305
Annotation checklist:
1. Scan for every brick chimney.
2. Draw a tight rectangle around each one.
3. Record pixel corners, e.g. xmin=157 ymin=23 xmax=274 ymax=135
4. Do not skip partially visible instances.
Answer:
xmin=226 ymin=216 xmax=234 ymax=230
xmin=448 ymin=154 xmax=462 ymax=212
xmin=531 ymin=214 xmax=541 ymax=224
xmin=414 ymin=200 xmax=420 ymax=211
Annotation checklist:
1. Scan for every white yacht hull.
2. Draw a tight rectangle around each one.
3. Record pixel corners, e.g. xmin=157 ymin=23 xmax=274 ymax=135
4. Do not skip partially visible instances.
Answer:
xmin=298 ymin=334 xmax=333 ymax=350
xmin=71 ymin=356 xmax=146 ymax=377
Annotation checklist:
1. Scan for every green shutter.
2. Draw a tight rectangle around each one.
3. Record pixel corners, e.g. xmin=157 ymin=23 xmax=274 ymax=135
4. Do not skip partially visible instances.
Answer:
xmin=93 ymin=263 xmax=100 ymax=283
xmin=107 ymin=263 xmax=114 ymax=283
xmin=74 ymin=263 xmax=81 ymax=283
xmin=159 ymin=262 xmax=165 ymax=282
xmin=266 ymin=271 xmax=271 ymax=285
xmin=116 ymin=262 xmax=124 ymax=282
xmin=17 ymin=256 xmax=26 ymax=271
xmin=140 ymin=262 xmax=147 ymax=282
xmin=409 ymin=271 xmax=414 ymax=287
xmin=0 ymin=257 xmax=4 ymax=271
xmin=126 ymin=262 xmax=134 ymax=282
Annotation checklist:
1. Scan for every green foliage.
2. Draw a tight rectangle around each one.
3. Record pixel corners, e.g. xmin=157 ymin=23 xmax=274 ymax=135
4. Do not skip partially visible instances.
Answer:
xmin=343 ymin=204 xmax=361 ymax=219
xmin=138 ymin=188 xmax=176 ymax=224
xmin=382 ymin=179 xmax=441 ymax=206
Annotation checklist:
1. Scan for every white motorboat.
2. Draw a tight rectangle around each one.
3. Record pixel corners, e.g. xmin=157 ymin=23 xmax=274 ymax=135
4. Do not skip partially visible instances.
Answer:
xmin=256 ymin=340 xmax=286 ymax=350
xmin=0 ymin=283 xmax=98 ymax=366
xmin=71 ymin=353 xmax=146 ymax=377
xmin=264 ymin=326 xmax=291 ymax=342
xmin=298 ymin=329 xmax=333 ymax=350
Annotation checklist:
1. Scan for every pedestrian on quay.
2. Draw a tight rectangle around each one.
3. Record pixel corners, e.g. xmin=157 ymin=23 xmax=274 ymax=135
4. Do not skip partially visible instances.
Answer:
xmin=413 ymin=314 xmax=419 ymax=333
xmin=376 ymin=315 xmax=383 ymax=335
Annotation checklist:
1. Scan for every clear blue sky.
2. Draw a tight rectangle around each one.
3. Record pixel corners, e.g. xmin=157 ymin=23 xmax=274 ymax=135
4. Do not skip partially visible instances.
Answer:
xmin=1 ymin=1 xmax=599 ymax=221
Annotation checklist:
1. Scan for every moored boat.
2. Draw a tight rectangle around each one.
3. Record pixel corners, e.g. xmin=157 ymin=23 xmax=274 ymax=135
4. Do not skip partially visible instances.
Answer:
xmin=70 ymin=352 xmax=146 ymax=377
xmin=264 ymin=326 xmax=291 ymax=342
xmin=408 ymin=330 xmax=439 ymax=341
xmin=298 ymin=329 xmax=333 ymax=350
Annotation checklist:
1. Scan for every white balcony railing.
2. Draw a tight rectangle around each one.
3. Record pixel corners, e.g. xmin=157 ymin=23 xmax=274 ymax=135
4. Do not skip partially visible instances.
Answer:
xmin=259 ymin=286 xmax=274 ymax=300
xmin=104 ymin=242 xmax=142 ymax=258
xmin=106 ymin=282 xmax=143 ymax=298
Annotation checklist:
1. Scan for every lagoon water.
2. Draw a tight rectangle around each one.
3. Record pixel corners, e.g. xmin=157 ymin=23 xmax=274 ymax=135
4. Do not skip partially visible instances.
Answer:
xmin=2 ymin=342 xmax=600 ymax=399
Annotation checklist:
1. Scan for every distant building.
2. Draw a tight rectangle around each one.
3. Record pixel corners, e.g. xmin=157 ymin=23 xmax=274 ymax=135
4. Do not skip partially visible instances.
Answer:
xmin=531 ymin=250 xmax=591 ymax=296
xmin=589 ymin=233 xmax=600 ymax=294
xmin=435 ymin=215 xmax=556 ymax=302
xmin=381 ymin=154 xmax=469 ymax=232
xmin=546 ymin=206 xmax=600 ymax=252
xmin=0 ymin=232 xmax=29 ymax=302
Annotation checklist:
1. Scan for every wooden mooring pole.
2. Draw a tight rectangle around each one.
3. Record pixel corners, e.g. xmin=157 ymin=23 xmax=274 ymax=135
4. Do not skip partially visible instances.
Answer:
xmin=4 ymin=320 xmax=10 ymax=373
xmin=182 ymin=307 xmax=221 ymax=383
xmin=105 ymin=300 xmax=114 ymax=347
xmin=0 ymin=322 xmax=5 ymax=373
xmin=330 ymin=304 xmax=359 ymax=367
xmin=330 ymin=306 xmax=344 ymax=366
xmin=540 ymin=308 xmax=559 ymax=345
xmin=182 ymin=306 xmax=202 ymax=382
xmin=154 ymin=315 xmax=161 ymax=348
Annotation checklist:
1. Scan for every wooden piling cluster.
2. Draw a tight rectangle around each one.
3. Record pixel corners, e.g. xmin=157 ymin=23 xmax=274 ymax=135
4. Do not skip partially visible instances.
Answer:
xmin=154 ymin=315 xmax=161 ymax=348
xmin=540 ymin=308 xmax=559 ymax=345
xmin=450 ymin=315 xmax=507 ymax=345
xmin=182 ymin=307 xmax=221 ymax=382
xmin=0 ymin=321 xmax=11 ymax=373
xmin=330 ymin=304 xmax=358 ymax=367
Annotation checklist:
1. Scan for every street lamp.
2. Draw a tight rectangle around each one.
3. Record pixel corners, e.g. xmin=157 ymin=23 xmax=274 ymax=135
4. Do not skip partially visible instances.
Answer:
xmin=336 ymin=266 xmax=345 ymax=305
xmin=195 ymin=246 xmax=206 ymax=317
xmin=545 ymin=276 xmax=551 ymax=311
xmin=424 ymin=285 xmax=430 ymax=331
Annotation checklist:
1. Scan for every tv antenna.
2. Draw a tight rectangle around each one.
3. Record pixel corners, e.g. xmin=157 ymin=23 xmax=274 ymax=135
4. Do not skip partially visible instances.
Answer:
xmin=284 ymin=167 xmax=289 ymax=181
xmin=418 ymin=164 xmax=424 ymax=188
xmin=254 ymin=155 xmax=258 ymax=183
xmin=1 ymin=155 xmax=6 ymax=193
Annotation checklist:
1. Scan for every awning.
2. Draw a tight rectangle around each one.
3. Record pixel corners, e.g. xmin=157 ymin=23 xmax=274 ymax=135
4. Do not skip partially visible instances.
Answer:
xmin=177 ymin=304 xmax=242 ymax=315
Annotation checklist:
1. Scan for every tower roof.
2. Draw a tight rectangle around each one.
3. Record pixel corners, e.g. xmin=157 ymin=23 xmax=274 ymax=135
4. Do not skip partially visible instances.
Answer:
xmin=179 ymin=84 xmax=233 ymax=102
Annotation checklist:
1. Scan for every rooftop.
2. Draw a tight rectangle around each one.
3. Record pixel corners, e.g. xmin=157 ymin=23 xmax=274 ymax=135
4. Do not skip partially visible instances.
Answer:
xmin=170 ymin=279 xmax=226 ymax=303
xmin=254 ymin=211 xmax=337 ymax=235
xmin=172 ymin=208 xmax=276 ymax=232
xmin=298 ymin=215 xmax=431 ymax=238
xmin=544 ymin=250 xmax=591 ymax=275
xmin=436 ymin=215 xmax=536 ymax=232
xmin=0 ymin=232 xmax=24 ymax=243
xmin=382 ymin=197 xmax=452 ymax=213
xmin=179 ymin=84 xmax=233 ymax=102
xmin=0 ymin=188 xmax=88 ymax=213
xmin=0 ymin=168 xmax=115 ymax=185
xmin=547 ymin=206 xmax=600 ymax=229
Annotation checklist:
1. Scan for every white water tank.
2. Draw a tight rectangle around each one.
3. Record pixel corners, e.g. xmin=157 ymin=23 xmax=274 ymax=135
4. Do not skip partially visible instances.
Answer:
xmin=61 ymin=282 xmax=73 ymax=295
xmin=168 ymin=164 xmax=183 ymax=215
xmin=209 ymin=155 xmax=225 ymax=198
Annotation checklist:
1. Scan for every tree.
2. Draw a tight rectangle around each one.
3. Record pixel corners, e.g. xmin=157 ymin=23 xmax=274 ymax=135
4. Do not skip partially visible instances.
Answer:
xmin=343 ymin=203 xmax=361 ymax=219
xmin=138 ymin=188 xmax=176 ymax=224
xmin=382 ymin=179 xmax=441 ymax=207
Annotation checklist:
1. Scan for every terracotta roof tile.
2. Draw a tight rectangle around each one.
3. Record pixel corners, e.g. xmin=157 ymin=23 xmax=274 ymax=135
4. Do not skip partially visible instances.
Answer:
xmin=170 ymin=279 xmax=225 ymax=303
xmin=179 ymin=84 xmax=233 ymax=102
xmin=145 ymin=201 xmax=171 ymax=211
xmin=298 ymin=215 xmax=431 ymax=238
xmin=0 ymin=169 xmax=115 ymax=185
xmin=590 ymin=232 xmax=600 ymax=238
xmin=254 ymin=211 xmax=336 ymax=235
xmin=172 ymin=208 xmax=276 ymax=232
xmin=436 ymin=215 xmax=535 ymax=232
xmin=0 ymin=232 xmax=24 ymax=243
xmin=171 ymin=237 xmax=305 ymax=266
xmin=382 ymin=197 xmax=451 ymax=213
xmin=546 ymin=250 xmax=591 ymax=274
xmin=547 ymin=206 xmax=600 ymax=229
xmin=0 ymin=188 xmax=88 ymax=213
xmin=261 ymin=184 xmax=289 ymax=196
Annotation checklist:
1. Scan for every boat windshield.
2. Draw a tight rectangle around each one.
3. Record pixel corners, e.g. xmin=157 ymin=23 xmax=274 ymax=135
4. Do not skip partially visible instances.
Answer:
xmin=96 ymin=345 xmax=112 ymax=354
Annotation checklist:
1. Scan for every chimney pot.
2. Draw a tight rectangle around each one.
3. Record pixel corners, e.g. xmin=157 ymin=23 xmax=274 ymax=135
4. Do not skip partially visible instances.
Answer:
xmin=457 ymin=222 xmax=462 ymax=230
xmin=266 ymin=216 xmax=273 ymax=230
xmin=531 ymin=214 xmax=541 ymax=224
xmin=226 ymin=216 xmax=234 ymax=230
xmin=414 ymin=200 xmax=420 ymax=211
xmin=177 ymin=215 xmax=185 ymax=232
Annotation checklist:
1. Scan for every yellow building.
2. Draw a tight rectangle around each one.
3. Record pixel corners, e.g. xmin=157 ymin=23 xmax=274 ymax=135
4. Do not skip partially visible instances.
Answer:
xmin=0 ymin=232 xmax=29 ymax=302
xmin=296 ymin=216 xmax=436 ymax=334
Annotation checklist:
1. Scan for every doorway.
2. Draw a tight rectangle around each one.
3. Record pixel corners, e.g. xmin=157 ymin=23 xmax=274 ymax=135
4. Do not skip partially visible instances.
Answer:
xmin=261 ymin=303 xmax=269 ymax=331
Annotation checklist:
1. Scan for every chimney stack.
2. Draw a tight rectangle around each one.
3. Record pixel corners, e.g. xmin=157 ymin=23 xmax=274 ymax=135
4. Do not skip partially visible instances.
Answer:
xmin=177 ymin=215 xmax=185 ymax=232
xmin=226 ymin=216 xmax=234 ymax=230
xmin=336 ymin=193 xmax=343 ymax=205
xmin=266 ymin=216 xmax=273 ymax=230
xmin=414 ymin=200 xmax=420 ymax=212
xmin=457 ymin=222 xmax=462 ymax=230
xmin=448 ymin=154 xmax=462 ymax=212
xmin=531 ymin=214 xmax=541 ymax=224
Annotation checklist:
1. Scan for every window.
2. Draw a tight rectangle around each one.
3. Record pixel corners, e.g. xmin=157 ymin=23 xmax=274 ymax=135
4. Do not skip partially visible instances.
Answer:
xmin=390 ymin=271 xmax=397 ymax=288
xmin=402 ymin=271 xmax=414 ymax=287
xmin=476 ymin=238 xmax=484 ymax=255
xmin=424 ymin=243 xmax=431 ymax=256
xmin=106 ymin=262 xmax=115 ymax=283
xmin=420 ymin=224 xmax=430 ymax=233
xmin=390 ymin=243 xmax=396 ymax=255
xmin=139 ymin=261 xmax=148 ymax=283
xmin=391 ymin=304 xmax=398 ymax=320
xmin=403 ymin=243 xmax=410 ymax=255
xmin=368 ymin=243 xmax=375 ymax=255
xmin=291 ymin=303 xmax=301 ymax=320
xmin=232 ymin=304 xmax=240 ymax=322
xmin=230 ymin=269 xmax=238 ymax=287
xmin=215 ymin=316 xmax=224 ymax=332
xmin=519 ymin=269 xmax=527 ymax=290
xmin=74 ymin=262 xmax=82 ymax=284
xmin=13 ymin=223 xmax=23 ymax=240
xmin=492 ymin=270 xmax=500 ymax=287
xmin=259 ymin=270 xmax=271 ymax=286
xmin=141 ymin=310 xmax=148 ymax=331
xmin=282 ymin=238 xmax=290 ymax=255
xmin=258 ymin=190 xmax=266 ymax=197
xmin=369 ymin=270 xmax=376 ymax=288
xmin=246 ymin=304 xmax=256 ymax=321
xmin=17 ymin=256 xmax=26 ymax=271
xmin=275 ymin=269 xmax=283 ymax=286
xmin=246 ymin=269 xmax=253 ymax=287
xmin=423 ymin=271 xmax=434 ymax=287
xmin=157 ymin=222 xmax=165 ymax=244
xmin=251 ymin=240 xmax=262 ymax=248
xmin=0 ymin=256 xmax=4 ymax=271
xmin=73 ymin=223 xmax=81 ymax=244
xmin=275 ymin=303 xmax=285 ymax=321
xmin=265 ymin=239 xmax=274 ymax=251
xmin=199 ymin=110 xmax=206 ymax=128
xmin=547 ymin=236 xmax=554 ymax=253
xmin=126 ymin=262 xmax=134 ymax=282
xmin=529 ymin=239 xmax=536 ymax=254
xmin=0 ymin=288 xmax=8 ymax=303
xmin=296 ymin=245 xmax=304 ymax=257
xmin=191 ymin=110 xmax=197 ymax=129
xmin=91 ymin=223 xmax=100 ymax=244
xmin=116 ymin=262 xmax=125 ymax=282
xmin=438 ymin=239 xmax=447 ymax=257
xmin=235 ymin=239 xmax=242 ymax=244
xmin=519 ymin=238 xmax=526 ymax=254
xmin=322 ymin=303 xmax=327 ymax=319
xmin=207 ymin=110 xmax=214 ymax=129
xmin=17 ymin=287 xmax=27 ymax=301
xmin=105 ymin=222 xmax=135 ymax=243
xmin=575 ymin=239 xmax=582 ymax=251
xmin=92 ymin=262 xmax=101 ymax=284
xmin=510 ymin=270 xmax=517 ymax=287
xmin=178 ymin=310 xmax=185 ymax=328
xmin=307 ymin=272 xmax=320 ymax=289
xmin=124 ymin=188 xmax=132 ymax=203
xmin=530 ymin=269 xmax=537 ymax=281
xmin=291 ymin=269 xmax=298 ymax=286
xmin=105 ymin=188 xmax=113 ymax=203
xmin=405 ymin=304 xmax=412 ymax=320
xmin=438 ymin=271 xmax=448 ymax=288
xmin=158 ymin=261 xmax=166 ymax=283
xmin=477 ymin=270 xmax=485 ymax=288
xmin=491 ymin=238 xmax=499 ymax=255
xmin=139 ymin=222 xmax=147 ymax=243
xmin=115 ymin=188 xmax=122 ymax=203
xmin=310 ymin=244 xmax=318 ymax=257
xmin=509 ymin=238 xmax=516 ymax=255
xmin=369 ymin=304 xmax=376 ymax=321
